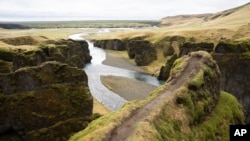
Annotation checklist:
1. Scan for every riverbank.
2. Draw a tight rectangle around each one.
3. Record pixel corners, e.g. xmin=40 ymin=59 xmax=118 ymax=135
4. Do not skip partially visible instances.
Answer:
xmin=101 ymin=49 xmax=159 ymax=101
xmin=100 ymin=75 xmax=156 ymax=100
xmin=103 ymin=50 xmax=147 ymax=73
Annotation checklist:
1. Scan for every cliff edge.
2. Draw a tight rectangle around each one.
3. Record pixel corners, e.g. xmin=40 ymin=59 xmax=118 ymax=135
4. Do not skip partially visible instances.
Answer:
xmin=70 ymin=51 xmax=244 ymax=141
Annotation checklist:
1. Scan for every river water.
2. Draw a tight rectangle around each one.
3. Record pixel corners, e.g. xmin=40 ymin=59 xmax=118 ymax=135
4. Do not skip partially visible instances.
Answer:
xmin=69 ymin=31 xmax=162 ymax=111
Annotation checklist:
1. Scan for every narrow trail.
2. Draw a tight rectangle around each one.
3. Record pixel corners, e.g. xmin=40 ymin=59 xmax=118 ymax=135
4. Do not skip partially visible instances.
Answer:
xmin=104 ymin=56 xmax=201 ymax=141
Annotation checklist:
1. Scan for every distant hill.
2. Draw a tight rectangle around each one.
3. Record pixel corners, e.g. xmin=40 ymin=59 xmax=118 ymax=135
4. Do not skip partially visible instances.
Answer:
xmin=160 ymin=2 xmax=250 ymax=28
xmin=0 ymin=23 xmax=30 ymax=29
xmin=1 ymin=20 xmax=159 ymax=29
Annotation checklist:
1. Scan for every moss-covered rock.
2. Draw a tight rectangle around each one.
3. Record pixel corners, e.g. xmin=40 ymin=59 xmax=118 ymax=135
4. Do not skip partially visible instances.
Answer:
xmin=158 ymin=54 xmax=178 ymax=80
xmin=94 ymin=39 xmax=126 ymax=51
xmin=0 ymin=49 xmax=16 ymax=62
xmin=213 ymin=51 xmax=250 ymax=123
xmin=69 ymin=51 xmax=244 ymax=141
xmin=158 ymin=40 xmax=250 ymax=124
xmin=152 ymin=36 xmax=185 ymax=57
xmin=215 ymin=41 xmax=250 ymax=53
xmin=127 ymin=40 xmax=157 ymax=66
xmin=0 ymin=61 xmax=93 ymax=140
xmin=0 ymin=59 xmax=12 ymax=73
xmin=13 ymin=39 xmax=92 ymax=70
xmin=179 ymin=42 xmax=214 ymax=56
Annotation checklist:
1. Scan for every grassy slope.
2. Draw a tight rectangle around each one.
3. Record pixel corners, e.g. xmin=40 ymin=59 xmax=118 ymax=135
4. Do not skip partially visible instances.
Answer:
xmin=0 ymin=28 xmax=89 ymax=51
xmin=202 ymin=3 xmax=250 ymax=28
xmin=88 ymin=3 xmax=250 ymax=42
xmin=160 ymin=2 xmax=250 ymax=29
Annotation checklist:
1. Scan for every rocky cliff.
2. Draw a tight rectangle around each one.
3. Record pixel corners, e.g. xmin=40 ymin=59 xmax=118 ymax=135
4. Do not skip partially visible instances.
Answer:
xmin=93 ymin=39 xmax=126 ymax=51
xmin=70 ymin=51 xmax=244 ymax=141
xmin=158 ymin=40 xmax=250 ymax=123
xmin=213 ymin=41 xmax=250 ymax=123
xmin=13 ymin=39 xmax=92 ymax=71
xmin=0 ymin=61 xmax=93 ymax=140
xmin=93 ymin=38 xmax=157 ymax=66
xmin=0 ymin=37 xmax=92 ymax=73
xmin=0 ymin=36 xmax=93 ymax=140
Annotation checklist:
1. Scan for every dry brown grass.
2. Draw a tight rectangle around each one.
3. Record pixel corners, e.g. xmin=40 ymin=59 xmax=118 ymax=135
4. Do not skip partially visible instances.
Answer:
xmin=93 ymin=98 xmax=111 ymax=115
xmin=0 ymin=28 xmax=89 ymax=39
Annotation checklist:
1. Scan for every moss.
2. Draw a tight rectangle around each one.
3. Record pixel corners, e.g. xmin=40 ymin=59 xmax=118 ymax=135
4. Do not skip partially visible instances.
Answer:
xmin=158 ymin=54 xmax=178 ymax=80
xmin=168 ymin=57 xmax=187 ymax=80
xmin=0 ymin=49 xmax=16 ymax=62
xmin=188 ymin=70 xmax=204 ymax=89
xmin=189 ymin=92 xmax=245 ymax=141
xmin=0 ymin=36 xmax=38 ymax=46
xmin=69 ymin=51 xmax=244 ymax=141
xmin=240 ymin=51 xmax=250 ymax=59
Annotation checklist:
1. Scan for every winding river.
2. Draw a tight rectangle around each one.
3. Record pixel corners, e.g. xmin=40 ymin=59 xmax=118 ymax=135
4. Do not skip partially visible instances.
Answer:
xmin=69 ymin=31 xmax=162 ymax=111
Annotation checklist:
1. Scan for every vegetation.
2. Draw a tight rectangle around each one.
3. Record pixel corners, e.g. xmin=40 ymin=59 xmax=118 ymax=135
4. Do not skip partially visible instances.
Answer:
xmin=1 ymin=20 xmax=159 ymax=29
xmin=69 ymin=51 xmax=245 ymax=141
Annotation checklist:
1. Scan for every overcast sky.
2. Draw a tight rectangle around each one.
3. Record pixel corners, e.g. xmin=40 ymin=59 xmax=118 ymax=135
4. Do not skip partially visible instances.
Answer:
xmin=0 ymin=0 xmax=249 ymax=21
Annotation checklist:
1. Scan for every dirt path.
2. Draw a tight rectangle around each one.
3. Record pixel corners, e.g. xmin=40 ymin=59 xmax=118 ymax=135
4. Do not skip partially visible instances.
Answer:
xmin=104 ymin=56 xmax=201 ymax=141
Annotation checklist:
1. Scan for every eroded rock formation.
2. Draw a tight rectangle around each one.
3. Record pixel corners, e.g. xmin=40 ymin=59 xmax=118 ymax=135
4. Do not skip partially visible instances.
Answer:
xmin=158 ymin=40 xmax=250 ymax=123
xmin=94 ymin=38 xmax=157 ymax=66
xmin=127 ymin=39 xmax=157 ymax=66
xmin=70 ymin=51 xmax=244 ymax=141
xmin=94 ymin=39 xmax=126 ymax=51
xmin=13 ymin=39 xmax=92 ymax=71
xmin=0 ymin=36 xmax=93 ymax=140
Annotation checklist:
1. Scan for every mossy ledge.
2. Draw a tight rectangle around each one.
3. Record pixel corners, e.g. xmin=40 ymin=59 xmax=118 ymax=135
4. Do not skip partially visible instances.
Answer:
xmin=70 ymin=51 xmax=245 ymax=141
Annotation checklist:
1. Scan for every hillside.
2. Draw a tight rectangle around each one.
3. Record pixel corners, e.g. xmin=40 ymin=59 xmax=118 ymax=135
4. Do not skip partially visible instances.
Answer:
xmin=160 ymin=2 xmax=250 ymax=29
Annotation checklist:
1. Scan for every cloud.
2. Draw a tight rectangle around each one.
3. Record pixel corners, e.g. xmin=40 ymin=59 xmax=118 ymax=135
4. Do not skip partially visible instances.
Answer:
xmin=0 ymin=0 xmax=249 ymax=21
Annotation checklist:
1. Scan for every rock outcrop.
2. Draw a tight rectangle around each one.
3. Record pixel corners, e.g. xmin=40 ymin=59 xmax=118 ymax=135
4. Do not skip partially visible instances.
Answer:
xmin=158 ymin=40 xmax=250 ymax=123
xmin=70 ymin=51 xmax=244 ymax=141
xmin=127 ymin=40 xmax=157 ymax=66
xmin=94 ymin=39 xmax=126 ymax=51
xmin=0 ymin=36 xmax=94 ymax=140
xmin=213 ymin=41 xmax=250 ymax=123
xmin=158 ymin=54 xmax=178 ymax=80
xmin=179 ymin=42 xmax=214 ymax=56
xmin=93 ymin=38 xmax=157 ymax=66
xmin=0 ymin=61 xmax=93 ymax=140
xmin=0 ymin=49 xmax=16 ymax=73
xmin=13 ymin=39 xmax=91 ymax=71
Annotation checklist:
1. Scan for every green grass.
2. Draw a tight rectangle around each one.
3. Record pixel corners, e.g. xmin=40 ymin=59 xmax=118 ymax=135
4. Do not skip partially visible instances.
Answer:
xmin=188 ymin=70 xmax=204 ymax=88
xmin=189 ymin=91 xmax=245 ymax=141
xmin=240 ymin=51 xmax=250 ymax=59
